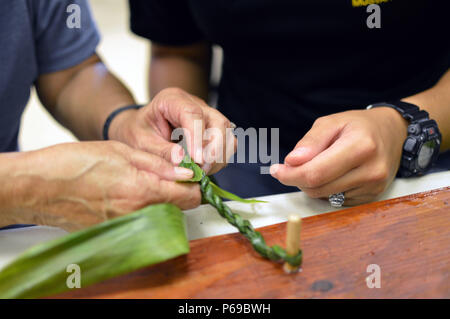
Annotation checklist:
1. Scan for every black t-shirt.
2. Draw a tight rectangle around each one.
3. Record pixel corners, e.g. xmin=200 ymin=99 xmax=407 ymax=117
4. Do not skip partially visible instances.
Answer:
xmin=129 ymin=0 xmax=450 ymax=196
xmin=130 ymin=0 xmax=449 ymax=149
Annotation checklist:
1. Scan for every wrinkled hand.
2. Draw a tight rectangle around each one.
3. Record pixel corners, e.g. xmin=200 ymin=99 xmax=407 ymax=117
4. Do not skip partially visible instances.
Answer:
xmin=109 ymin=88 xmax=237 ymax=175
xmin=21 ymin=141 xmax=200 ymax=231
xmin=270 ymin=107 xmax=408 ymax=206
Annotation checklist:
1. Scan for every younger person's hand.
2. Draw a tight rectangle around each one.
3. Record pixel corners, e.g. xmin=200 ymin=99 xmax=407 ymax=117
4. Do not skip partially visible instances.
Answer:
xmin=270 ymin=108 xmax=408 ymax=206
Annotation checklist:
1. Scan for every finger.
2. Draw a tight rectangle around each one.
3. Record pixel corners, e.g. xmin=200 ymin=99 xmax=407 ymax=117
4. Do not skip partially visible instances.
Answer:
xmin=285 ymin=117 xmax=344 ymax=166
xmin=201 ymin=126 xmax=224 ymax=174
xmin=314 ymin=182 xmax=382 ymax=206
xmin=204 ymin=127 xmax=237 ymax=175
xmin=274 ymin=132 xmax=376 ymax=188
xmin=129 ymin=149 xmax=193 ymax=181
xmin=313 ymin=193 xmax=375 ymax=207
xmin=203 ymin=110 xmax=237 ymax=174
xmin=343 ymin=182 xmax=386 ymax=199
xmin=157 ymin=88 xmax=206 ymax=164
xmin=300 ymin=166 xmax=366 ymax=199
xmin=131 ymin=128 xmax=186 ymax=165
xmin=156 ymin=180 xmax=202 ymax=210
xmin=340 ymin=194 xmax=378 ymax=206
xmin=303 ymin=159 xmax=390 ymax=200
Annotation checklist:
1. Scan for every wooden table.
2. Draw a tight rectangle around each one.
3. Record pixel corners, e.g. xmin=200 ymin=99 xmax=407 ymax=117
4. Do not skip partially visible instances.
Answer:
xmin=58 ymin=187 xmax=450 ymax=298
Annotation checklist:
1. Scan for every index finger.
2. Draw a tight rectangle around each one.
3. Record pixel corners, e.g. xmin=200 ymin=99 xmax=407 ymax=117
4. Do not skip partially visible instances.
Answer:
xmin=203 ymin=107 xmax=237 ymax=173
xmin=273 ymin=133 xmax=375 ymax=188
xmin=157 ymin=90 xmax=206 ymax=164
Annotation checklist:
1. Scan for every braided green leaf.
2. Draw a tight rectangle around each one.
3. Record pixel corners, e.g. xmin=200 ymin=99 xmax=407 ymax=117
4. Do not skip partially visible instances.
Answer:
xmin=180 ymin=155 xmax=302 ymax=267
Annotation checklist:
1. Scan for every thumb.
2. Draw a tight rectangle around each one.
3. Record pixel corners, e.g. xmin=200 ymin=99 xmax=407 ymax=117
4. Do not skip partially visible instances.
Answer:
xmin=285 ymin=119 xmax=341 ymax=166
xmin=135 ymin=132 xmax=186 ymax=165
xmin=129 ymin=148 xmax=193 ymax=181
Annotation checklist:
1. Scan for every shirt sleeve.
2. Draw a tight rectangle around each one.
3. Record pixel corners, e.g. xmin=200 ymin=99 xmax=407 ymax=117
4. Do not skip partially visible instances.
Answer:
xmin=33 ymin=0 xmax=100 ymax=75
xmin=129 ymin=0 xmax=204 ymax=45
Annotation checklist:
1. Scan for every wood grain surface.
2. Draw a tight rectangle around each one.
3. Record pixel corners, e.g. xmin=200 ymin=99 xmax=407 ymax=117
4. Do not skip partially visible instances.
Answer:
xmin=56 ymin=187 xmax=450 ymax=299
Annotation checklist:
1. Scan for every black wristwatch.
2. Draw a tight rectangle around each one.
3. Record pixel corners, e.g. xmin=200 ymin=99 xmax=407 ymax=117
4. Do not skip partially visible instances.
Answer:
xmin=367 ymin=101 xmax=441 ymax=177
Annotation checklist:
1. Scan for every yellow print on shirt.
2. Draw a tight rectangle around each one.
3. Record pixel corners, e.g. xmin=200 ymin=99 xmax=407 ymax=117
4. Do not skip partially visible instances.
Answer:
xmin=352 ymin=0 xmax=390 ymax=7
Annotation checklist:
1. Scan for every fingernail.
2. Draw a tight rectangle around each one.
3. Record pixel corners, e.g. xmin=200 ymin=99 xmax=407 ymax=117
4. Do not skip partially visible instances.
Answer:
xmin=287 ymin=147 xmax=309 ymax=159
xmin=174 ymin=167 xmax=194 ymax=179
xmin=270 ymin=164 xmax=280 ymax=176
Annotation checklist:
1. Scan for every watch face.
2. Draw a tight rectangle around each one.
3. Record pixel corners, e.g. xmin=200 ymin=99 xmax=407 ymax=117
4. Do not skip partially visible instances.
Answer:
xmin=417 ymin=140 xmax=437 ymax=169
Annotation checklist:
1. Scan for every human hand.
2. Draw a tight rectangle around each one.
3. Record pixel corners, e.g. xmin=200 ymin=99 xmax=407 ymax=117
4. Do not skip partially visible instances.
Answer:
xmin=11 ymin=141 xmax=201 ymax=231
xmin=270 ymin=108 xmax=408 ymax=206
xmin=109 ymin=88 xmax=237 ymax=175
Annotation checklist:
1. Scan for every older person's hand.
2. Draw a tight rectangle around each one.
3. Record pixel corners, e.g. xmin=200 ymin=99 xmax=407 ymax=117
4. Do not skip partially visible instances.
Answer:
xmin=108 ymin=88 xmax=237 ymax=175
xmin=0 ymin=141 xmax=201 ymax=231
xmin=270 ymin=107 xmax=408 ymax=206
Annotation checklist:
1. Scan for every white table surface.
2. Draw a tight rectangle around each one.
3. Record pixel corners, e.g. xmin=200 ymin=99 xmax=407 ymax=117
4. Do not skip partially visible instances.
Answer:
xmin=0 ymin=171 xmax=448 ymax=270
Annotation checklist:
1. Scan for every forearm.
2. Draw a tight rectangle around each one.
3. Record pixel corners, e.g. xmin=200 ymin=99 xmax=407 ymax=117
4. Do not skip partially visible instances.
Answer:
xmin=0 ymin=152 xmax=50 ymax=227
xmin=0 ymin=144 xmax=111 ymax=231
xmin=402 ymin=68 xmax=450 ymax=150
xmin=150 ymin=42 xmax=211 ymax=100
xmin=36 ymin=55 xmax=135 ymax=141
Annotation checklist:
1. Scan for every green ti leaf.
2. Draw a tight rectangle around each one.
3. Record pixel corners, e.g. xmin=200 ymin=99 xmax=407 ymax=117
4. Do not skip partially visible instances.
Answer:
xmin=209 ymin=182 xmax=267 ymax=203
xmin=0 ymin=203 xmax=189 ymax=299
xmin=179 ymin=155 xmax=266 ymax=203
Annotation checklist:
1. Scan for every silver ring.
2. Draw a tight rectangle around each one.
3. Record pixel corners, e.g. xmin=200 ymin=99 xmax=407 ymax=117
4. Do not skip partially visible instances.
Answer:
xmin=230 ymin=122 xmax=237 ymax=129
xmin=329 ymin=192 xmax=345 ymax=208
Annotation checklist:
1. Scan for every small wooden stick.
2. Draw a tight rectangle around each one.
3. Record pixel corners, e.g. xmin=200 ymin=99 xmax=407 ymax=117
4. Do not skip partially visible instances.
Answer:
xmin=283 ymin=215 xmax=302 ymax=274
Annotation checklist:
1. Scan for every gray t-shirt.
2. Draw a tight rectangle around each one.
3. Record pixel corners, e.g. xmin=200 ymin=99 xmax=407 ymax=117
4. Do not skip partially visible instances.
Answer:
xmin=0 ymin=0 xmax=100 ymax=152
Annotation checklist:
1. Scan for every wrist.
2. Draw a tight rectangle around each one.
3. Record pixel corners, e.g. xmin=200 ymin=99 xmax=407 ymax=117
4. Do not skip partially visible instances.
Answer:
xmin=368 ymin=106 xmax=409 ymax=139
xmin=367 ymin=100 xmax=443 ymax=176
xmin=107 ymin=108 xmax=139 ymax=143
xmin=367 ymin=106 xmax=408 ymax=173
xmin=103 ymin=104 xmax=143 ymax=141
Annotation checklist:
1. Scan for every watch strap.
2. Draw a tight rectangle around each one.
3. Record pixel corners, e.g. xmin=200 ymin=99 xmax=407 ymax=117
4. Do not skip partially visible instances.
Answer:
xmin=367 ymin=100 xmax=442 ymax=177
xmin=367 ymin=101 xmax=429 ymax=122
xmin=103 ymin=104 xmax=144 ymax=140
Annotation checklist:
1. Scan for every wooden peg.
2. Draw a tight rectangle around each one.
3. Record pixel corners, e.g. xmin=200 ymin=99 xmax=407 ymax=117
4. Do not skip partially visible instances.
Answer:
xmin=283 ymin=214 xmax=302 ymax=274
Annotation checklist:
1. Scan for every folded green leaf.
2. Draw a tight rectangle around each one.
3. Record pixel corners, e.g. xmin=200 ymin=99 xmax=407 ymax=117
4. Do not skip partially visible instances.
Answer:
xmin=0 ymin=203 xmax=189 ymax=299
xmin=179 ymin=155 xmax=266 ymax=203
xmin=179 ymin=155 xmax=204 ymax=182
xmin=209 ymin=182 xmax=267 ymax=203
